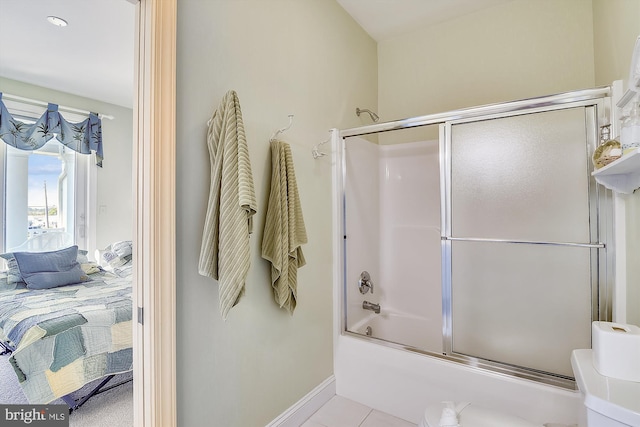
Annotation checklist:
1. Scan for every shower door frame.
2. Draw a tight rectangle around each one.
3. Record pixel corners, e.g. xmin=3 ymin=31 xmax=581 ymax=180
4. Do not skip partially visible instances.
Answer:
xmin=440 ymin=101 xmax=609 ymax=389
xmin=337 ymin=87 xmax=614 ymax=390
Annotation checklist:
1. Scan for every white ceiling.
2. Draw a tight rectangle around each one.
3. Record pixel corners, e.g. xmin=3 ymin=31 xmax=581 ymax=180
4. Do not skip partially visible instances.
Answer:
xmin=336 ymin=0 xmax=513 ymax=42
xmin=0 ymin=0 xmax=136 ymax=108
xmin=0 ymin=0 xmax=512 ymax=109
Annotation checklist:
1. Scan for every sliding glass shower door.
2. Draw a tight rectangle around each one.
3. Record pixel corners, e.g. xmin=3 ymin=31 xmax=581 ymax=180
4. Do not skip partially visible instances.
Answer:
xmin=442 ymin=106 xmax=602 ymax=379
xmin=338 ymin=87 xmax=613 ymax=387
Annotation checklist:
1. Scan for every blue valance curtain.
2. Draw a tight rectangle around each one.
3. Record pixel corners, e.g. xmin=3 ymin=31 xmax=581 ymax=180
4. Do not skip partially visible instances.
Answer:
xmin=0 ymin=93 xmax=103 ymax=166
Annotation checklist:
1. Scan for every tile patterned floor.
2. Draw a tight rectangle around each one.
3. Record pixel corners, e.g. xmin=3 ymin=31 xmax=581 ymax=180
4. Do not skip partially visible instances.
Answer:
xmin=301 ymin=395 xmax=577 ymax=427
xmin=302 ymin=395 xmax=417 ymax=427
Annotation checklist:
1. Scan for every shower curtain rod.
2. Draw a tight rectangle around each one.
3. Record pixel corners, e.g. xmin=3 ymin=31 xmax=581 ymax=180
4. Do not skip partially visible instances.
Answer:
xmin=340 ymin=86 xmax=610 ymax=138
xmin=1 ymin=92 xmax=115 ymax=120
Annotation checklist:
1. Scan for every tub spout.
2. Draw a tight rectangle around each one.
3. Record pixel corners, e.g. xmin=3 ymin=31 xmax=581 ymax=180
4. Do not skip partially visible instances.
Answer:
xmin=362 ymin=301 xmax=380 ymax=314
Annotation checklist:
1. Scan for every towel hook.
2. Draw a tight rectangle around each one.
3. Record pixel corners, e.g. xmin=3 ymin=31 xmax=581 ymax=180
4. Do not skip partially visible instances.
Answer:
xmin=312 ymin=138 xmax=330 ymax=159
xmin=270 ymin=114 xmax=294 ymax=142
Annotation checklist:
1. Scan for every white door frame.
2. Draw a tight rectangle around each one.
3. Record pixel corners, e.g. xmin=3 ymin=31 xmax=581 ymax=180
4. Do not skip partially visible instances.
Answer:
xmin=133 ymin=0 xmax=177 ymax=426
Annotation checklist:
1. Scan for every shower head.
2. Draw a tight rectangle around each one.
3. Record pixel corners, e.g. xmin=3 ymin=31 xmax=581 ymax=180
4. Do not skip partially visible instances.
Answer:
xmin=356 ymin=107 xmax=379 ymax=122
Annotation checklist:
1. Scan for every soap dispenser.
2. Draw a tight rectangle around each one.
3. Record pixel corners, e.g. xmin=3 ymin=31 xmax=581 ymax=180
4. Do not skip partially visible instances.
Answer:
xmin=439 ymin=401 xmax=460 ymax=427
xmin=620 ymin=103 xmax=640 ymax=154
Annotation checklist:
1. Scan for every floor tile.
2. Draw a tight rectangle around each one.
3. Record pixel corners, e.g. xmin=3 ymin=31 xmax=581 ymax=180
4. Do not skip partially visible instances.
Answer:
xmin=300 ymin=420 xmax=328 ymax=427
xmin=360 ymin=410 xmax=417 ymax=427
xmin=307 ymin=395 xmax=372 ymax=427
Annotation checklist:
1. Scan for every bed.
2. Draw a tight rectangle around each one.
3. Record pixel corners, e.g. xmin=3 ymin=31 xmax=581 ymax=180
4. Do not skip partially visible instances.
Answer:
xmin=0 ymin=240 xmax=133 ymax=408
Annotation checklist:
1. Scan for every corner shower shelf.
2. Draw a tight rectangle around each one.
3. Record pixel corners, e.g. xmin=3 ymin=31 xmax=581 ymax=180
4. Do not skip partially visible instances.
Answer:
xmin=592 ymin=148 xmax=640 ymax=194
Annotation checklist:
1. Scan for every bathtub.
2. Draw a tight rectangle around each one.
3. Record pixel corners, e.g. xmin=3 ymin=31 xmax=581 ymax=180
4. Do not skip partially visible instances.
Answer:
xmin=341 ymin=301 xmax=581 ymax=425
xmin=350 ymin=309 xmax=442 ymax=354
xmin=333 ymin=133 xmax=582 ymax=426
xmin=335 ymin=330 xmax=581 ymax=425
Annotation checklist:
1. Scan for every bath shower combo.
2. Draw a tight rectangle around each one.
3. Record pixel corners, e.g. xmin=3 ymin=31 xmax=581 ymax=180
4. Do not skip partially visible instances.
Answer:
xmin=333 ymin=86 xmax=619 ymax=425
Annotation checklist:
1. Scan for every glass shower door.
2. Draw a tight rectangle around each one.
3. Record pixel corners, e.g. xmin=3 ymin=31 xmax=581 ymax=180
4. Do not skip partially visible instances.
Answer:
xmin=443 ymin=106 xmax=601 ymax=379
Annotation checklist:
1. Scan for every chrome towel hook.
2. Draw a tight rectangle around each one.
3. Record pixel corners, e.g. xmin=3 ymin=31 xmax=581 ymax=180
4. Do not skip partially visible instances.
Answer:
xmin=312 ymin=137 xmax=329 ymax=159
xmin=270 ymin=114 xmax=294 ymax=142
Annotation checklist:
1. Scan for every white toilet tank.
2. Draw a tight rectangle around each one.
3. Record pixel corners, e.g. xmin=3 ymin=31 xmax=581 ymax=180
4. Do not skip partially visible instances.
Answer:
xmin=571 ymin=349 xmax=640 ymax=427
xmin=419 ymin=402 xmax=543 ymax=427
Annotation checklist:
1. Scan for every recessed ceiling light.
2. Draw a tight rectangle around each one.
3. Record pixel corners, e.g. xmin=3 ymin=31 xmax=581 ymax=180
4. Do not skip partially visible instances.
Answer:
xmin=47 ymin=16 xmax=68 ymax=27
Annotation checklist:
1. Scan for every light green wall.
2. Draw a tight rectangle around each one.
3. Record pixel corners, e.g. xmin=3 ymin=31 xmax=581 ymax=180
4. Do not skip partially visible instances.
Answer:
xmin=593 ymin=0 xmax=640 ymax=86
xmin=626 ymin=192 xmax=640 ymax=326
xmin=175 ymin=1 xmax=376 ymax=426
xmin=0 ymin=77 xmax=133 ymax=254
xmin=378 ymin=0 xmax=595 ymax=142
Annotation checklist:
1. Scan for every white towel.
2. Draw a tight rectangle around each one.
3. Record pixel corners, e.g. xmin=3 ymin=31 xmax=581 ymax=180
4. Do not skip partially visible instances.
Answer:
xmin=198 ymin=90 xmax=257 ymax=320
xmin=261 ymin=139 xmax=307 ymax=314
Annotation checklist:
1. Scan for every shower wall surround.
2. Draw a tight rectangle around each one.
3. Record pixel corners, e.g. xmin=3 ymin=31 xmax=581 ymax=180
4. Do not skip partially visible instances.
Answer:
xmin=344 ymin=137 xmax=441 ymax=353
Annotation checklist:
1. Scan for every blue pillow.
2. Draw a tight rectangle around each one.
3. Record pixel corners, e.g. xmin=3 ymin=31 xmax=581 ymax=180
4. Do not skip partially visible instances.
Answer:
xmin=1 ymin=248 xmax=89 ymax=285
xmin=13 ymin=246 xmax=89 ymax=290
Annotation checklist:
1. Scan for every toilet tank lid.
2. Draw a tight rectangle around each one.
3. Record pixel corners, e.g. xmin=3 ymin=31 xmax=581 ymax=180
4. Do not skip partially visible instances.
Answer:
xmin=571 ymin=349 xmax=640 ymax=426
xmin=423 ymin=403 xmax=542 ymax=427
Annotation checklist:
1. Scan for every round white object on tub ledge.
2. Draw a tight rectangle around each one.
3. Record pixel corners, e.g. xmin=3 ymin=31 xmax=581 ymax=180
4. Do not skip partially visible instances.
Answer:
xmin=419 ymin=402 xmax=543 ymax=427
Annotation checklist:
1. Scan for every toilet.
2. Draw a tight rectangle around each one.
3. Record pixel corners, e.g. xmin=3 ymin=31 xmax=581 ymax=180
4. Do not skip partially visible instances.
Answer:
xmin=419 ymin=402 xmax=543 ymax=427
xmin=571 ymin=349 xmax=640 ymax=426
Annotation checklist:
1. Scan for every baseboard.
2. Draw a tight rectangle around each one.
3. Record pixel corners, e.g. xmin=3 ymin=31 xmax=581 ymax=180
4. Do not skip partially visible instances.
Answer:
xmin=265 ymin=375 xmax=336 ymax=427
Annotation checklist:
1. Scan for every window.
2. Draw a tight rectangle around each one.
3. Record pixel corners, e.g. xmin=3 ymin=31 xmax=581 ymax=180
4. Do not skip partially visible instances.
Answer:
xmin=0 ymin=102 xmax=96 ymax=255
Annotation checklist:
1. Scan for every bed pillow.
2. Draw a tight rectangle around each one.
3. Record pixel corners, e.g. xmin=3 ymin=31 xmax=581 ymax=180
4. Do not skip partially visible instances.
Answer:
xmin=1 ymin=248 xmax=89 ymax=285
xmin=0 ymin=252 xmax=23 ymax=285
xmin=76 ymin=249 xmax=89 ymax=264
xmin=13 ymin=246 xmax=89 ymax=290
xmin=96 ymin=241 xmax=133 ymax=277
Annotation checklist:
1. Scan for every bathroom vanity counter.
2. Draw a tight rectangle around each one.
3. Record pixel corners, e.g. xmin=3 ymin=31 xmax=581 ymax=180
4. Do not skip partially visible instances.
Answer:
xmin=571 ymin=349 xmax=640 ymax=426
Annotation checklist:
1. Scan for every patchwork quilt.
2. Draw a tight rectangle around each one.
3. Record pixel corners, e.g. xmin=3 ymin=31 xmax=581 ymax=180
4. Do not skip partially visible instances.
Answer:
xmin=0 ymin=271 xmax=132 ymax=403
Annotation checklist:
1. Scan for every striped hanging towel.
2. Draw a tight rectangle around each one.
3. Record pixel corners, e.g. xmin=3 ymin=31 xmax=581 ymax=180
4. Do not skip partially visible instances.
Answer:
xmin=261 ymin=139 xmax=308 ymax=314
xmin=198 ymin=90 xmax=257 ymax=320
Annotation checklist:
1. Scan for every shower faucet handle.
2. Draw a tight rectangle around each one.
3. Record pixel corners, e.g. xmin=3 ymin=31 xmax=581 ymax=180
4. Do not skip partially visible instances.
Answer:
xmin=358 ymin=271 xmax=373 ymax=294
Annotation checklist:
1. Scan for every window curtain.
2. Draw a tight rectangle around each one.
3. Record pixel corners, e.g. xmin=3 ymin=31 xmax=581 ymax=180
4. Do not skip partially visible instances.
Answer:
xmin=0 ymin=93 xmax=103 ymax=166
